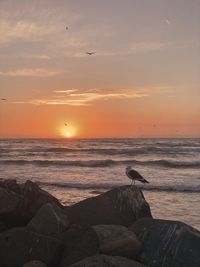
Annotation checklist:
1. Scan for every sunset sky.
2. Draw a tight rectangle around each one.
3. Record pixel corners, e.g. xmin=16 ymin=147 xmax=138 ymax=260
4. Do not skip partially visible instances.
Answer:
xmin=0 ymin=0 xmax=199 ymax=138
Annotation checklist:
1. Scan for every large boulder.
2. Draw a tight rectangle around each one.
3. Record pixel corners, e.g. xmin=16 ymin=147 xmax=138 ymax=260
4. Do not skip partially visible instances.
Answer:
xmin=28 ymin=203 xmax=69 ymax=236
xmin=0 ymin=187 xmax=24 ymax=226
xmin=21 ymin=180 xmax=63 ymax=220
xmin=0 ymin=227 xmax=63 ymax=267
xmin=59 ymin=225 xmax=99 ymax=267
xmin=93 ymin=224 xmax=142 ymax=258
xmin=131 ymin=218 xmax=200 ymax=267
xmin=65 ymin=186 xmax=152 ymax=226
xmin=69 ymin=254 xmax=147 ymax=267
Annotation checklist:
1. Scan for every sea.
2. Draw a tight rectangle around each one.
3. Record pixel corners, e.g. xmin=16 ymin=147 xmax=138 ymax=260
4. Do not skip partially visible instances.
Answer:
xmin=0 ymin=138 xmax=200 ymax=230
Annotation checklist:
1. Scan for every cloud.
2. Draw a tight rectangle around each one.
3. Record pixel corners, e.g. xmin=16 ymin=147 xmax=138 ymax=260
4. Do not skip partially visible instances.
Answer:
xmin=0 ymin=19 xmax=55 ymax=45
xmin=0 ymin=68 xmax=64 ymax=77
xmin=13 ymin=88 xmax=149 ymax=106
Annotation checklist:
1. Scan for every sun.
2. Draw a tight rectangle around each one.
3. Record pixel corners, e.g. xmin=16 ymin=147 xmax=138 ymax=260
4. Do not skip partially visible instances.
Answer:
xmin=65 ymin=131 xmax=72 ymax=138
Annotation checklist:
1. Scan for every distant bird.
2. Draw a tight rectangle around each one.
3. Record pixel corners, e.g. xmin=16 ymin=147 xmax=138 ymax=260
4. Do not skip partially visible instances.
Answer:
xmin=86 ymin=52 xmax=95 ymax=56
xmin=66 ymin=26 xmax=69 ymax=30
xmin=65 ymin=123 xmax=67 ymax=126
xmin=126 ymin=166 xmax=149 ymax=185
xmin=1 ymin=98 xmax=6 ymax=101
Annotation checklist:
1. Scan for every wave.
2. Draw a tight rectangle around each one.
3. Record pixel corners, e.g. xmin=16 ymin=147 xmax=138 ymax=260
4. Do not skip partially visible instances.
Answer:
xmin=37 ymin=181 xmax=200 ymax=193
xmin=1 ymin=159 xmax=200 ymax=168
xmin=1 ymin=146 xmax=200 ymax=155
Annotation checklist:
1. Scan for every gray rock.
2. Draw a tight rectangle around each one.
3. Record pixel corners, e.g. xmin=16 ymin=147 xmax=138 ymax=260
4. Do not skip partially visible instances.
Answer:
xmin=131 ymin=218 xmax=200 ymax=267
xmin=93 ymin=224 xmax=142 ymax=258
xmin=59 ymin=225 xmax=99 ymax=267
xmin=0 ymin=187 xmax=24 ymax=226
xmin=28 ymin=203 xmax=69 ymax=236
xmin=21 ymin=180 xmax=63 ymax=220
xmin=69 ymin=254 xmax=146 ymax=267
xmin=0 ymin=227 xmax=63 ymax=267
xmin=66 ymin=186 xmax=152 ymax=226
xmin=22 ymin=260 xmax=47 ymax=267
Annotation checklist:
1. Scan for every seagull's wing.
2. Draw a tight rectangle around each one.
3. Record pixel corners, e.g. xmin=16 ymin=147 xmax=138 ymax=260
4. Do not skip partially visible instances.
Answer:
xmin=129 ymin=169 xmax=149 ymax=183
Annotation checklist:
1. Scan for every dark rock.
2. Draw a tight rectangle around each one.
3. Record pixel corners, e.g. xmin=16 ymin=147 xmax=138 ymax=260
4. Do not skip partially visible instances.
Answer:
xmin=22 ymin=260 xmax=47 ymax=267
xmin=28 ymin=203 xmax=69 ymax=236
xmin=131 ymin=218 xmax=200 ymax=267
xmin=0 ymin=227 xmax=63 ymax=267
xmin=0 ymin=220 xmax=7 ymax=233
xmin=59 ymin=224 xmax=99 ymax=267
xmin=0 ymin=187 xmax=24 ymax=226
xmin=0 ymin=179 xmax=22 ymax=194
xmin=21 ymin=180 xmax=63 ymax=220
xmin=66 ymin=186 xmax=152 ymax=226
xmin=69 ymin=254 xmax=147 ymax=267
xmin=93 ymin=224 xmax=142 ymax=258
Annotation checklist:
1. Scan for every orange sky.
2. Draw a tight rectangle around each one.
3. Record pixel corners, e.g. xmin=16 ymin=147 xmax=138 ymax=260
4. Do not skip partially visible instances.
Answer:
xmin=0 ymin=0 xmax=200 ymax=138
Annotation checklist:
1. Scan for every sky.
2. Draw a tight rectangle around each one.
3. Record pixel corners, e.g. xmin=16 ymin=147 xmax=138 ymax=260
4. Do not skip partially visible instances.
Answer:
xmin=0 ymin=0 xmax=199 ymax=138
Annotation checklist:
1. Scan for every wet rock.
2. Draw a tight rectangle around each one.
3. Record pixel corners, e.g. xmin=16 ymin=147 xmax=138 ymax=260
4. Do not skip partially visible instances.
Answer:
xmin=0 ymin=187 xmax=24 ymax=226
xmin=93 ymin=224 xmax=142 ymax=258
xmin=59 ymin=225 xmax=99 ymax=267
xmin=28 ymin=203 xmax=69 ymax=236
xmin=69 ymin=254 xmax=147 ymax=267
xmin=131 ymin=218 xmax=200 ymax=267
xmin=66 ymin=186 xmax=152 ymax=226
xmin=0 ymin=227 xmax=63 ymax=267
xmin=21 ymin=180 xmax=63 ymax=220
xmin=22 ymin=260 xmax=47 ymax=267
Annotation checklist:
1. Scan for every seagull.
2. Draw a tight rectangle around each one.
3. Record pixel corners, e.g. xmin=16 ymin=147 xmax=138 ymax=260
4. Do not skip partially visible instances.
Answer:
xmin=126 ymin=166 xmax=149 ymax=185
xmin=86 ymin=52 xmax=95 ymax=55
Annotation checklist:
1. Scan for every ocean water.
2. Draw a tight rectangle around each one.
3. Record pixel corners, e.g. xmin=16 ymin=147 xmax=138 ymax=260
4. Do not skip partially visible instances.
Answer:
xmin=0 ymin=138 xmax=200 ymax=229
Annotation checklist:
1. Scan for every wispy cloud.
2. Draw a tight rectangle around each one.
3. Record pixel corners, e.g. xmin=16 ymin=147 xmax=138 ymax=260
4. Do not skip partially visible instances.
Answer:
xmin=0 ymin=19 xmax=55 ymax=45
xmin=13 ymin=88 xmax=149 ymax=106
xmin=0 ymin=68 xmax=64 ymax=77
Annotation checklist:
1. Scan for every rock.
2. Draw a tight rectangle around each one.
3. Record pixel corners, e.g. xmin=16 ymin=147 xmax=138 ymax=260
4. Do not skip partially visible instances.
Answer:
xmin=0 ymin=220 xmax=7 ymax=233
xmin=21 ymin=180 xmax=63 ymax=220
xmin=0 ymin=179 xmax=22 ymax=194
xmin=66 ymin=186 xmax=152 ymax=226
xmin=0 ymin=227 xmax=63 ymax=267
xmin=131 ymin=218 xmax=200 ymax=267
xmin=0 ymin=187 xmax=24 ymax=226
xmin=59 ymin=225 xmax=99 ymax=267
xmin=69 ymin=254 xmax=147 ymax=267
xmin=28 ymin=203 xmax=69 ymax=236
xmin=22 ymin=260 xmax=47 ymax=267
xmin=93 ymin=224 xmax=142 ymax=258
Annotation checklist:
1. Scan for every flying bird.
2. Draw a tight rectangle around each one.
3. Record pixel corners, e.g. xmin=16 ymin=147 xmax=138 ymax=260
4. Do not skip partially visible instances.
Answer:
xmin=65 ymin=123 xmax=67 ymax=126
xmin=1 ymin=98 xmax=7 ymax=101
xmin=66 ymin=26 xmax=69 ymax=30
xmin=126 ymin=166 xmax=149 ymax=185
xmin=85 ymin=52 xmax=95 ymax=56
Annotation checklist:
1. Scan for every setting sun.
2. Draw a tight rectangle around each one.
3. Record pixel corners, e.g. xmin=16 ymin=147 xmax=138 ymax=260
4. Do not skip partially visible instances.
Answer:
xmin=65 ymin=131 xmax=72 ymax=138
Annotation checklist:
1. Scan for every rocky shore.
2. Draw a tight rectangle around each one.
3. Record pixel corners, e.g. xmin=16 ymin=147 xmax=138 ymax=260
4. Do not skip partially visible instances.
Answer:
xmin=0 ymin=179 xmax=199 ymax=267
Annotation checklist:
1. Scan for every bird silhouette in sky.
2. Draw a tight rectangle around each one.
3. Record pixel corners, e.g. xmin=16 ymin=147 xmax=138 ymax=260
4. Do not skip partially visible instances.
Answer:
xmin=66 ymin=26 xmax=69 ymax=30
xmin=1 ymin=98 xmax=7 ymax=101
xmin=86 ymin=52 xmax=95 ymax=55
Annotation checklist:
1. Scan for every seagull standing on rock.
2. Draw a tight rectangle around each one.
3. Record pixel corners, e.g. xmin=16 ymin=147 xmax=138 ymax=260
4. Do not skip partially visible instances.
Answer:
xmin=126 ymin=166 xmax=149 ymax=185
